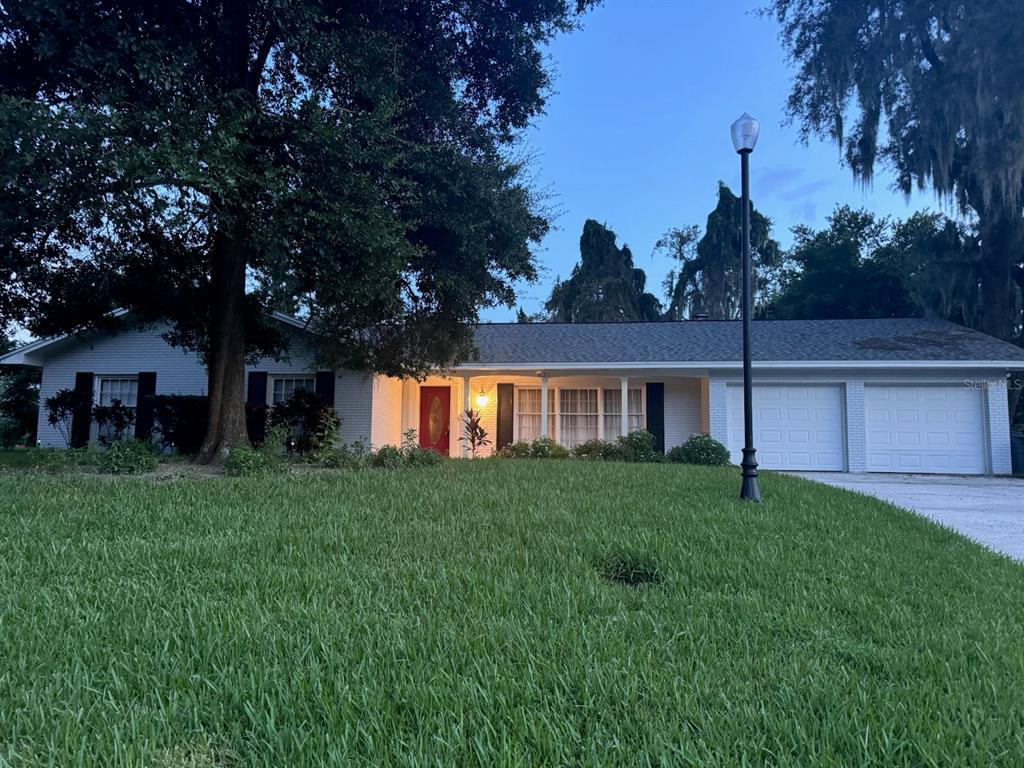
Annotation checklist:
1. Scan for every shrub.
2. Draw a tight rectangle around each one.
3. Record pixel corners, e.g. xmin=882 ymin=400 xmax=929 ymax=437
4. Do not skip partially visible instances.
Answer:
xmin=91 ymin=399 xmax=135 ymax=444
xmin=616 ymin=430 xmax=661 ymax=463
xmin=224 ymin=445 xmax=272 ymax=476
xmin=307 ymin=408 xmax=342 ymax=465
xmin=369 ymin=444 xmax=404 ymax=469
xmin=529 ymin=436 xmax=569 ymax=459
xmin=668 ymin=433 xmax=731 ymax=466
xmin=45 ymin=388 xmax=86 ymax=448
xmin=269 ymin=390 xmax=329 ymax=454
xmin=496 ymin=441 xmax=533 ymax=458
xmin=150 ymin=395 xmax=208 ymax=454
xmin=495 ymin=437 xmax=569 ymax=459
xmin=570 ymin=439 xmax=607 ymax=460
xmin=570 ymin=431 xmax=660 ymax=463
xmin=316 ymin=445 xmax=364 ymax=470
xmin=96 ymin=440 xmax=158 ymax=475
xmin=403 ymin=444 xmax=447 ymax=467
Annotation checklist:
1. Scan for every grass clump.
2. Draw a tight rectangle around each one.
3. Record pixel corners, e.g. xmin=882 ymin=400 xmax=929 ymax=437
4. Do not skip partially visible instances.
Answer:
xmin=594 ymin=550 xmax=662 ymax=586
xmin=1 ymin=461 xmax=1022 ymax=765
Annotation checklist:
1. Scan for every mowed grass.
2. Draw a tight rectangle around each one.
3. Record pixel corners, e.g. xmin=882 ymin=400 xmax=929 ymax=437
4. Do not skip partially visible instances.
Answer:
xmin=1 ymin=462 xmax=1022 ymax=766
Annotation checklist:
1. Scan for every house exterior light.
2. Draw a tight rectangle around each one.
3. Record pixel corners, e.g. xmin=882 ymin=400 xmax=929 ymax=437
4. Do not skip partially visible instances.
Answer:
xmin=475 ymin=390 xmax=489 ymax=408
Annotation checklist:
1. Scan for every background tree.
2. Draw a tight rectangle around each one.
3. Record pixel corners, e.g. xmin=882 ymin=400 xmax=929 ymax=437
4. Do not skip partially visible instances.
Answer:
xmin=769 ymin=0 xmax=1024 ymax=344
xmin=545 ymin=220 xmax=662 ymax=322
xmin=657 ymin=183 xmax=782 ymax=320
xmin=766 ymin=207 xmax=919 ymax=320
xmin=0 ymin=0 xmax=594 ymax=461
xmin=0 ymin=334 xmax=40 ymax=447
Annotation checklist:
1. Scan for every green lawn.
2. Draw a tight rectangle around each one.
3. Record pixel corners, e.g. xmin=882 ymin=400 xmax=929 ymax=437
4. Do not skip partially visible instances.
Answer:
xmin=1 ymin=461 xmax=1022 ymax=766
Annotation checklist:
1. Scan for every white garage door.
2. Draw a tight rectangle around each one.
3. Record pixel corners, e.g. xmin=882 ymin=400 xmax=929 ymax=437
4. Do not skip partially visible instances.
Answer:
xmin=865 ymin=385 xmax=986 ymax=474
xmin=727 ymin=384 xmax=845 ymax=470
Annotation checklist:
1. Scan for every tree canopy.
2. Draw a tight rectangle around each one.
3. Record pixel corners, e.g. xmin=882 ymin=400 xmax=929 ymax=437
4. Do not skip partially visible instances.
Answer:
xmin=545 ymin=220 xmax=662 ymax=322
xmin=658 ymin=183 xmax=781 ymax=320
xmin=769 ymin=0 xmax=1024 ymax=342
xmin=0 ymin=0 xmax=594 ymax=459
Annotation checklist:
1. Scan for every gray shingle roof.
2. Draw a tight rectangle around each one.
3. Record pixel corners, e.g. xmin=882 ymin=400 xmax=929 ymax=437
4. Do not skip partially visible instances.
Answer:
xmin=468 ymin=318 xmax=1024 ymax=365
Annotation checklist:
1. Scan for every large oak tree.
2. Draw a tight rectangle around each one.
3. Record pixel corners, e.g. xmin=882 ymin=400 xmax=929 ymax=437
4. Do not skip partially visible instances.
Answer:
xmin=768 ymin=0 xmax=1024 ymax=343
xmin=0 ymin=0 xmax=593 ymax=460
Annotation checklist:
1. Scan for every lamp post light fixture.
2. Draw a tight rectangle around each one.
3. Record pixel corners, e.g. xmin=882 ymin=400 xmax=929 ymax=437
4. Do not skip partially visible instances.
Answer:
xmin=730 ymin=112 xmax=762 ymax=502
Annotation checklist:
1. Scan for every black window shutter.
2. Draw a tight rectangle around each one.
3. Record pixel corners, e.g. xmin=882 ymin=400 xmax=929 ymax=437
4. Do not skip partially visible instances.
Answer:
xmin=70 ymin=372 xmax=94 ymax=448
xmin=246 ymin=371 xmax=269 ymax=444
xmin=247 ymin=371 xmax=268 ymax=405
xmin=496 ymin=383 xmax=514 ymax=450
xmin=646 ymin=383 xmax=665 ymax=454
xmin=315 ymin=371 xmax=335 ymax=407
xmin=134 ymin=372 xmax=157 ymax=440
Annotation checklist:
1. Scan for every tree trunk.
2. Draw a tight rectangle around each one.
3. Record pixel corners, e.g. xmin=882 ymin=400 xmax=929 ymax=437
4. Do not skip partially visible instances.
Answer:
xmin=197 ymin=220 xmax=249 ymax=464
xmin=976 ymin=207 xmax=1017 ymax=342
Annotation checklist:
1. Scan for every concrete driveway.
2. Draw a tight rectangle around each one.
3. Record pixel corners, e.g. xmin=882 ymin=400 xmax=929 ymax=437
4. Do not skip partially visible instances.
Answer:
xmin=789 ymin=473 xmax=1024 ymax=560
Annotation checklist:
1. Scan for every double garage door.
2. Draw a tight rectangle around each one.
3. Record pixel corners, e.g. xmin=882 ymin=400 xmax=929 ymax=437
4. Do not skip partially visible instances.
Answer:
xmin=726 ymin=384 xmax=987 ymax=474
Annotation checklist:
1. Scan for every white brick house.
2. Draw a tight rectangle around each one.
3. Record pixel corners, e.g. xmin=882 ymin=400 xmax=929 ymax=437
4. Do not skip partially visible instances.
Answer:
xmin=3 ymin=316 xmax=1021 ymax=475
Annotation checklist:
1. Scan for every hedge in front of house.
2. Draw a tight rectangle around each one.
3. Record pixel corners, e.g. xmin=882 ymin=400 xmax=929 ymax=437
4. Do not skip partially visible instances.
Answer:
xmin=667 ymin=434 xmax=731 ymax=466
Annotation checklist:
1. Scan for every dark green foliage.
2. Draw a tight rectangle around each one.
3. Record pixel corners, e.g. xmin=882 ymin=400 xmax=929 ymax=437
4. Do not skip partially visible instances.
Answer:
xmin=766 ymin=207 xmax=919 ymax=320
xmin=546 ymin=220 xmax=662 ymax=321
xmin=150 ymin=395 xmax=209 ymax=454
xmin=0 ymin=337 xmax=39 ymax=447
xmin=769 ymin=0 xmax=1024 ymax=343
xmin=593 ymin=551 xmax=662 ymax=587
xmin=91 ymin=399 xmax=135 ymax=445
xmin=658 ymin=184 xmax=782 ymax=320
xmin=95 ymin=440 xmax=158 ymax=475
xmin=0 ymin=0 xmax=594 ymax=458
xmin=571 ymin=431 xmax=662 ymax=463
xmin=269 ymin=390 xmax=332 ymax=454
xmin=369 ymin=445 xmax=404 ymax=470
xmin=44 ymin=388 xmax=86 ymax=448
xmin=224 ymin=426 xmax=288 ymax=476
xmin=496 ymin=437 xmax=570 ymax=459
xmin=668 ymin=434 xmax=731 ymax=466
xmin=307 ymin=408 xmax=342 ymax=465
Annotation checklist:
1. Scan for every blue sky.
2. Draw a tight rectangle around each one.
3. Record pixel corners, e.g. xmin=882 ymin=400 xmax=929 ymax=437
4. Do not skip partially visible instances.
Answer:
xmin=485 ymin=0 xmax=945 ymax=321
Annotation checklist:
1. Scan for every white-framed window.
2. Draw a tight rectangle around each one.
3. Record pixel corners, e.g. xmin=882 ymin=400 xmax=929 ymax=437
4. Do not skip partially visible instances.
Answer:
xmin=95 ymin=375 xmax=139 ymax=441
xmin=270 ymin=376 xmax=315 ymax=406
xmin=558 ymin=388 xmax=599 ymax=448
xmin=516 ymin=388 xmax=555 ymax=442
xmin=603 ymin=388 xmax=644 ymax=439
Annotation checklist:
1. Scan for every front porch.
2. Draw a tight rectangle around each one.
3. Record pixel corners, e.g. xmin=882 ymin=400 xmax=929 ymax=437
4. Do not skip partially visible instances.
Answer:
xmin=379 ymin=370 xmax=710 ymax=458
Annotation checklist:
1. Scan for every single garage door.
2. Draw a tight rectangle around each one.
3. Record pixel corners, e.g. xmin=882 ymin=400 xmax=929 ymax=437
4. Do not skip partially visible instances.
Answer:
xmin=727 ymin=384 xmax=845 ymax=470
xmin=865 ymin=385 xmax=986 ymax=474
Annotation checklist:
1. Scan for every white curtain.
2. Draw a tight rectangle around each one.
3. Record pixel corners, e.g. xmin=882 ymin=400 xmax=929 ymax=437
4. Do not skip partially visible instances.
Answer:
xmin=559 ymin=389 xmax=598 ymax=448
xmin=604 ymin=388 xmax=643 ymax=439
xmin=517 ymin=389 xmax=553 ymax=441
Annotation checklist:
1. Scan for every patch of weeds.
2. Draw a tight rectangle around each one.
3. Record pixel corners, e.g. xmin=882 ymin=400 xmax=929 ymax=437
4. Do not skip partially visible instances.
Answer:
xmin=594 ymin=551 xmax=663 ymax=587
xmin=95 ymin=440 xmax=158 ymax=475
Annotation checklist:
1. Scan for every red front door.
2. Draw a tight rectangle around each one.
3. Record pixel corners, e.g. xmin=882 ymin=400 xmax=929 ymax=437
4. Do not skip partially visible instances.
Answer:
xmin=419 ymin=386 xmax=451 ymax=454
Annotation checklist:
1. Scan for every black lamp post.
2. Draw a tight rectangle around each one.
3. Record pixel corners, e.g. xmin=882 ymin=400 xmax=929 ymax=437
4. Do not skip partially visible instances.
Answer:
xmin=731 ymin=112 xmax=761 ymax=502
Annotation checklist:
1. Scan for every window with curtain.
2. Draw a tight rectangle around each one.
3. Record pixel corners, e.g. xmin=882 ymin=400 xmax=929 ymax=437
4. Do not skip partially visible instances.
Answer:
xmin=517 ymin=388 xmax=555 ymax=442
xmin=271 ymin=376 xmax=315 ymax=405
xmin=559 ymin=388 xmax=598 ymax=448
xmin=603 ymin=388 xmax=644 ymax=439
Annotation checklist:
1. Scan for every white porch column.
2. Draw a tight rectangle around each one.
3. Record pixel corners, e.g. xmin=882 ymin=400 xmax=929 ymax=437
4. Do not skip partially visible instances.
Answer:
xmin=462 ymin=375 xmax=471 ymax=458
xmin=540 ymin=374 xmax=549 ymax=438
xmin=620 ymin=376 xmax=629 ymax=437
